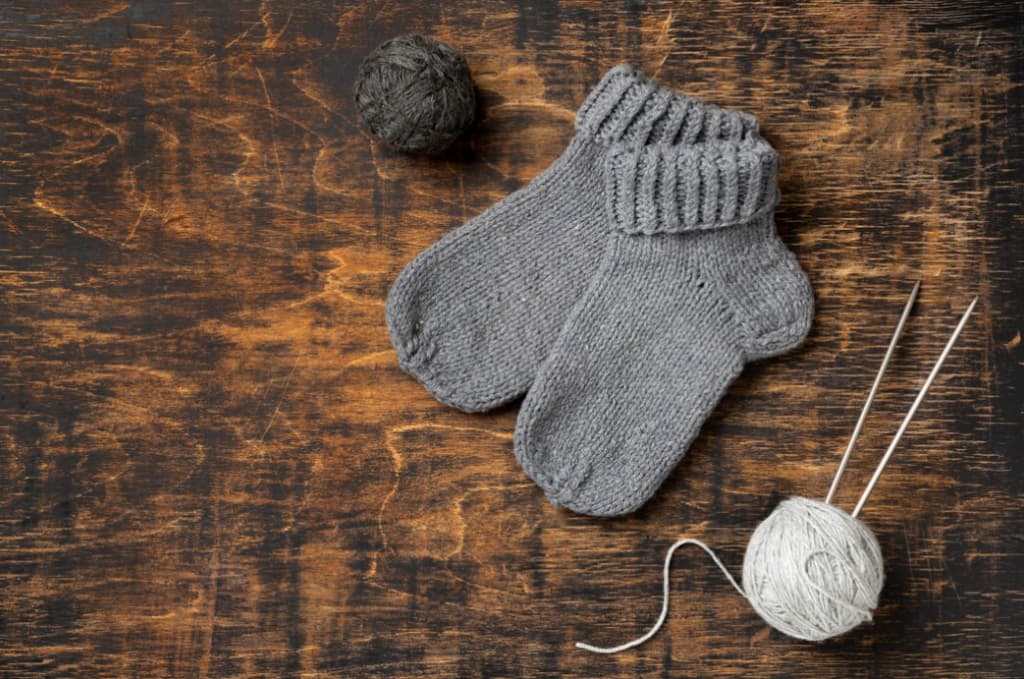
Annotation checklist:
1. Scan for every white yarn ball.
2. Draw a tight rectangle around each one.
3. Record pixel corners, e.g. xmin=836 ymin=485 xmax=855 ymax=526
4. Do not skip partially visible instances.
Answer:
xmin=742 ymin=497 xmax=884 ymax=641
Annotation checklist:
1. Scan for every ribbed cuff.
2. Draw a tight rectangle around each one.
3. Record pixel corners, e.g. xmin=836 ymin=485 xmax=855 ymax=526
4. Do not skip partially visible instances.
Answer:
xmin=575 ymin=64 xmax=760 ymax=147
xmin=604 ymin=139 xmax=780 ymax=234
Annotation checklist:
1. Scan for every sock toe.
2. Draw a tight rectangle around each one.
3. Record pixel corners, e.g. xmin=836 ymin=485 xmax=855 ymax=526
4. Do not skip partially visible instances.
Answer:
xmin=385 ymin=266 xmax=431 ymax=369
xmin=518 ymin=431 xmax=683 ymax=517
xmin=555 ymin=482 xmax=650 ymax=518
xmin=387 ymin=275 xmax=529 ymax=412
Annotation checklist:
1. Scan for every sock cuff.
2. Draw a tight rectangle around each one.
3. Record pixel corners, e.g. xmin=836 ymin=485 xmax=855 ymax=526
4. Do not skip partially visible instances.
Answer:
xmin=604 ymin=139 xmax=780 ymax=234
xmin=575 ymin=64 xmax=761 ymax=146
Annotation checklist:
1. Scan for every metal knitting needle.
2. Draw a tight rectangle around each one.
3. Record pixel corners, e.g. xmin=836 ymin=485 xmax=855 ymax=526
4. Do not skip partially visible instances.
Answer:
xmin=825 ymin=281 xmax=920 ymax=504
xmin=852 ymin=295 xmax=979 ymax=518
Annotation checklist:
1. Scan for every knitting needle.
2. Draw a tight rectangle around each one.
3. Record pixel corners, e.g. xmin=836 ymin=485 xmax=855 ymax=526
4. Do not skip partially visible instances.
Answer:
xmin=851 ymin=295 xmax=978 ymax=518
xmin=825 ymin=281 xmax=920 ymax=505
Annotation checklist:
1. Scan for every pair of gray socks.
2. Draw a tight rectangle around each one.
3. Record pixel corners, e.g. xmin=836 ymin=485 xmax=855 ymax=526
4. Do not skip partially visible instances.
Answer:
xmin=386 ymin=65 xmax=814 ymax=516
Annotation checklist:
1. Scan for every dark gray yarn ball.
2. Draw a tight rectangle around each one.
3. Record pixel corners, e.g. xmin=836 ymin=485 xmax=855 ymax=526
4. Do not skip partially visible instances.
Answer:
xmin=354 ymin=34 xmax=475 ymax=154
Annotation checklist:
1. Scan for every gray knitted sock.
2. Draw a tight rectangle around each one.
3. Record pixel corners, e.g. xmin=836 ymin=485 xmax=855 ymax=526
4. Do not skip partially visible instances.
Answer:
xmin=514 ymin=139 xmax=814 ymax=516
xmin=386 ymin=65 xmax=760 ymax=412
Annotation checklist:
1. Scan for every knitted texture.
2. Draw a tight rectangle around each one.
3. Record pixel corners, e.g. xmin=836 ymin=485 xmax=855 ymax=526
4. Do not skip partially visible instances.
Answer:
xmin=354 ymin=34 xmax=475 ymax=154
xmin=604 ymin=140 xmax=780 ymax=234
xmin=513 ymin=142 xmax=814 ymax=516
xmin=575 ymin=65 xmax=760 ymax=146
xmin=386 ymin=65 xmax=764 ymax=412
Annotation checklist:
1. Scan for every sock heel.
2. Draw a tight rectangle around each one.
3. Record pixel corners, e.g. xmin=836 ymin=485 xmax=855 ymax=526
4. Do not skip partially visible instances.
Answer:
xmin=730 ymin=248 xmax=815 ymax=361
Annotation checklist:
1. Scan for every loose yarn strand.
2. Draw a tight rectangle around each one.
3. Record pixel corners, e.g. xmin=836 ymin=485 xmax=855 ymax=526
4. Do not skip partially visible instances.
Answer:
xmin=575 ymin=539 xmax=745 ymax=654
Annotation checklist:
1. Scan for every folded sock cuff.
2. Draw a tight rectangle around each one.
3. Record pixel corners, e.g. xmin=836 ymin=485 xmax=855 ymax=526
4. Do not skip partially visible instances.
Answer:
xmin=604 ymin=138 xmax=780 ymax=234
xmin=575 ymin=64 xmax=761 ymax=147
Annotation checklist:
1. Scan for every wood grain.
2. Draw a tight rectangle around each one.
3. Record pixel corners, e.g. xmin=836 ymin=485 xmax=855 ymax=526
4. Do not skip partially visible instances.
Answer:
xmin=1 ymin=1 xmax=1021 ymax=677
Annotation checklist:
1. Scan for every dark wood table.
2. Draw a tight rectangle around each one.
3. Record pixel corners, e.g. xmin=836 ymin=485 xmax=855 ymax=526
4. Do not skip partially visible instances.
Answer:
xmin=2 ymin=2 xmax=1021 ymax=677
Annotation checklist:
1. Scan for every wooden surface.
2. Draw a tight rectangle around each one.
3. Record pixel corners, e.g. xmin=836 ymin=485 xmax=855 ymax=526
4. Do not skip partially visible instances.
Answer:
xmin=1 ymin=1 xmax=1022 ymax=677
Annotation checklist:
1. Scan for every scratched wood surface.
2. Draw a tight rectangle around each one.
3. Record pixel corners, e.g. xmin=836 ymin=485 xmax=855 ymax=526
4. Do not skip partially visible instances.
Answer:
xmin=1 ymin=1 xmax=1022 ymax=677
